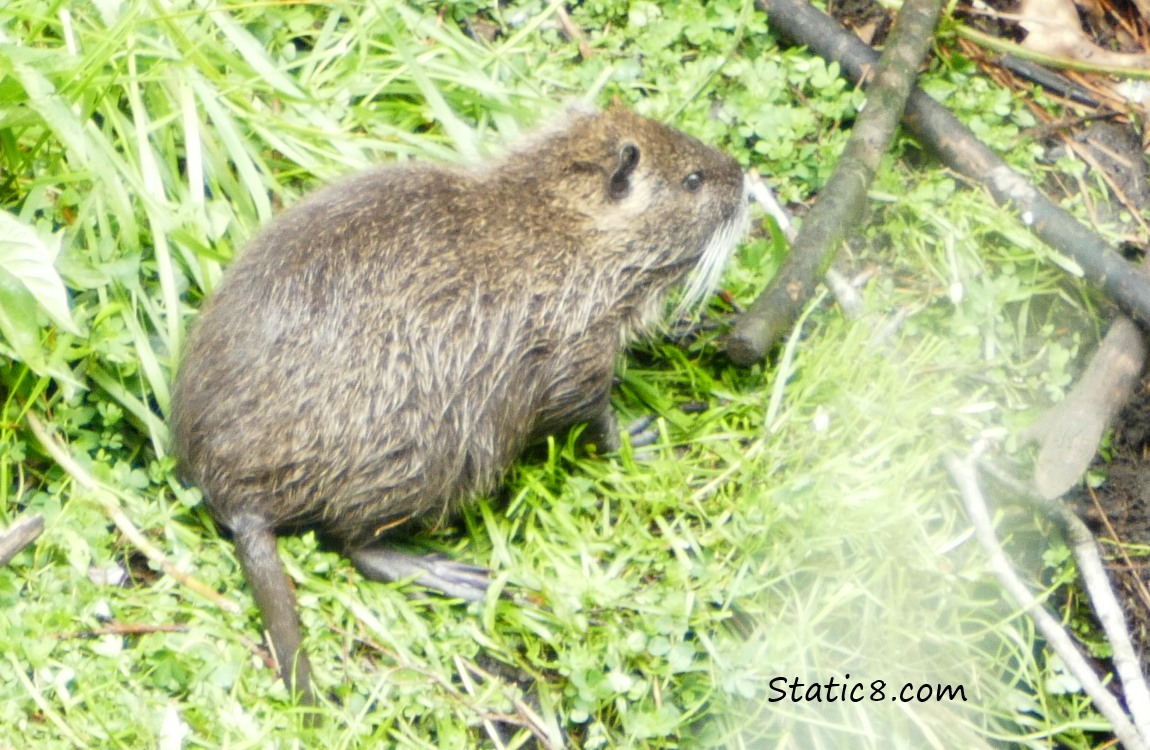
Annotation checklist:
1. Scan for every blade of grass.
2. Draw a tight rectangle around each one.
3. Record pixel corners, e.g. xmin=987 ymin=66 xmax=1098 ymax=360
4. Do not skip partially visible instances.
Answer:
xmin=127 ymin=48 xmax=182 ymax=366
xmin=383 ymin=8 xmax=478 ymax=160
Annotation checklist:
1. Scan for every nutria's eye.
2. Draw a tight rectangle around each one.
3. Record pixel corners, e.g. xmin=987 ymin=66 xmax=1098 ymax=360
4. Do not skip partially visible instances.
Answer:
xmin=683 ymin=171 xmax=705 ymax=192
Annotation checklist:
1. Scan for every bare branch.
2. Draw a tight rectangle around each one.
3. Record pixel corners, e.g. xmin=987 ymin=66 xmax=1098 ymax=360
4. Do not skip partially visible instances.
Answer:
xmin=730 ymin=0 xmax=945 ymax=362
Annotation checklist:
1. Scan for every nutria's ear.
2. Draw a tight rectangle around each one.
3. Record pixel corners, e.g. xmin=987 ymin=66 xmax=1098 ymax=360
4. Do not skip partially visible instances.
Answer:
xmin=608 ymin=142 xmax=640 ymax=200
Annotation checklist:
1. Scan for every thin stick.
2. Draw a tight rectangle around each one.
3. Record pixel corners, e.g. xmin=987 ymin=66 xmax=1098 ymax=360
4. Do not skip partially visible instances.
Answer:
xmin=554 ymin=5 xmax=592 ymax=60
xmin=945 ymin=449 xmax=1147 ymax=750
xmin=25 ymin=412 xmax=240 ymax=615
xmin=461 ymin=658 xmax=563 ymax=750
xmin=956 ymin=23 xmax=1150 ymax=77
xmin=456 ymin=654 xmax=508 ymax=750
xmin=54 ymin=623 xmax=190 ymax=639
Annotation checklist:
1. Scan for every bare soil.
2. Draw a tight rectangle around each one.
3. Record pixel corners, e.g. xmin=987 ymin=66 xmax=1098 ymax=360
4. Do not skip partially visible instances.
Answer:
xmin=1071 ymin=383 xmax=1150 ymax=662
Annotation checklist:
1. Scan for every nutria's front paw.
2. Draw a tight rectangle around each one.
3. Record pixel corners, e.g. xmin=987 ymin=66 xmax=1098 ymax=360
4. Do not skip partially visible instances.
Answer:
xmin=623 ymin=414 xmax=660 ymax=448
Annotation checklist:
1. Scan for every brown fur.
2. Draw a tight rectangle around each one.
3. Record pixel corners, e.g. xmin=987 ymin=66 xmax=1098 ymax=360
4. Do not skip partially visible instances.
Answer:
xmin=171 ymin=105 xmax=746 ymax=702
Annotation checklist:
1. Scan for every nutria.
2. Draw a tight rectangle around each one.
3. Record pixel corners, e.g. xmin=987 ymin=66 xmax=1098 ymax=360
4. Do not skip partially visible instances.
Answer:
xmin=171 ymin=104 xmax=747 ymax=704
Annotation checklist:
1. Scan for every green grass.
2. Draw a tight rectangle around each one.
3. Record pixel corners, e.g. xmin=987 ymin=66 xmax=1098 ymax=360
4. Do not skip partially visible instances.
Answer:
xmin=0 ymin=0 xmax=1124 ymax=747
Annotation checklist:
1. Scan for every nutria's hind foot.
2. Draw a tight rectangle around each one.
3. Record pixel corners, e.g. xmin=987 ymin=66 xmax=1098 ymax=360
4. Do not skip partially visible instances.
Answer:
xmin=350 ymin=547 xmax=492 ymax=601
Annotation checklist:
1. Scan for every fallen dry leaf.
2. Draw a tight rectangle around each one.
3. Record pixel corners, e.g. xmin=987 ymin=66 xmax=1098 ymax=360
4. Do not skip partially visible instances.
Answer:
xmin=1019 ymin=0 xmax=1150 ymax=67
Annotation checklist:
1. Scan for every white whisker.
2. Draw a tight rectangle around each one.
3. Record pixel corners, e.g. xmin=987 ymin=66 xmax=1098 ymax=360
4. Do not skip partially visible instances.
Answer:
xmin=672 ymin=207 xmax=748 ymax=320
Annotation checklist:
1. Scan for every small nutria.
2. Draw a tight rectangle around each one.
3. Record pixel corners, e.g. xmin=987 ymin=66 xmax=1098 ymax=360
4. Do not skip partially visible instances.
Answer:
xmin=171 ymin=104 xmax=747 ymax=703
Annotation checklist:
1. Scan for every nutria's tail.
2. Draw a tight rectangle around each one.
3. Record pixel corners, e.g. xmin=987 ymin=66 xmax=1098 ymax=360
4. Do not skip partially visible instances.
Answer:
xmin=232 ymin=520 xmax=314 ymax=705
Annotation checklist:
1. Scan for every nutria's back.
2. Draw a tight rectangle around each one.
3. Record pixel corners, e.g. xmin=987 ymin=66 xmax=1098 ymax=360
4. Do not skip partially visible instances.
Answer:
xmin=174 ymin=106 xmax=745 ymax=549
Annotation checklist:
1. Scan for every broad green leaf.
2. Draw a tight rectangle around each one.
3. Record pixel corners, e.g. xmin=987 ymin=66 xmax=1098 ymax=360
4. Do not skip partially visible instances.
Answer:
xmin=0 ymin=264 xmax=82 ymax=393
xmin=0 ymin=211 xmax=80 ymax=335
xmin=0 ymin=265 xmax=45 ymax=366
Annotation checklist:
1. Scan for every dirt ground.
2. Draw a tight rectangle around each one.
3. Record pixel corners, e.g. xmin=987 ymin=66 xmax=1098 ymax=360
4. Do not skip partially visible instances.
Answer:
xmin=1071 ymin=384 xmax=1150 ymax=661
